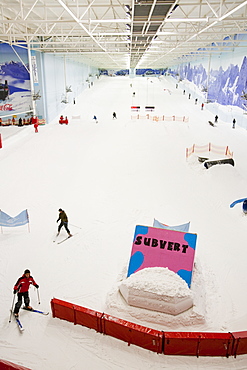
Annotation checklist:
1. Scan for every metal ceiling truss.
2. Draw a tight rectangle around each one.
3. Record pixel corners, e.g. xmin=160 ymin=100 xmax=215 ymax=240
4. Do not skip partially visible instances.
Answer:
xmin=0 ymin=0 xmax=246 ymax=69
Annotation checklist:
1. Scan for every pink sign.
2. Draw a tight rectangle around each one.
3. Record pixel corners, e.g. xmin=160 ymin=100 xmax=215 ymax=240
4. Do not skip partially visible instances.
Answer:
xmin=127 ymin=225 xmax=197 ymax=287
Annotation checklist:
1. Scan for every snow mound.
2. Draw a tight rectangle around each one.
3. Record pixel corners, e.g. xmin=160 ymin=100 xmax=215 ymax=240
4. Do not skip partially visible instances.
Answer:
xmin=119 ymin=267 xmax=193 ymax=315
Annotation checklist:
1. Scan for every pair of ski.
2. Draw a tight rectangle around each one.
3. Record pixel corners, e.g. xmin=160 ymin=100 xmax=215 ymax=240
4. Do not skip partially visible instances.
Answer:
xmin=12 ymin=307 xmax=49 ymax=332
xmin=53 ymin=233 xmax=77 ymax=244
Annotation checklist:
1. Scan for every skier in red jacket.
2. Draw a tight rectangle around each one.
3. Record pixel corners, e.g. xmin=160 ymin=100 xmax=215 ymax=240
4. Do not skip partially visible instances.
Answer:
xmin=13 ymin=269 xmax=39 ymax=317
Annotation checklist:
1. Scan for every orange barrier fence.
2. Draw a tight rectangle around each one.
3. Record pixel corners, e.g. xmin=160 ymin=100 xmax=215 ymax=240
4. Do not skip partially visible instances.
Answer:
xmin=186 ymin=142 xmax=233 ymax=159
xmin=50 ymin=298 xmax=247 ymax=358
xmin=131 ymin=115 xmax=189 ymax=123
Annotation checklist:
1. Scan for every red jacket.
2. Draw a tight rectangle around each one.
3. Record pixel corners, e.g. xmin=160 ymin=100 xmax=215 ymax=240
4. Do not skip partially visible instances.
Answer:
xmin=14 ymin=274 xmax=38 ymax=293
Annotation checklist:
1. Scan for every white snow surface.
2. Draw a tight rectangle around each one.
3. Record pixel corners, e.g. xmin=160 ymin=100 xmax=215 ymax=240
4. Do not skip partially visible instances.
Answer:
xmin=119 ymin=267 xmax=194 ymax=315
xmin=1 ymin=75 xmax=247 ymax=369
xmin=121 ymin=267 xmax=191 ymax=298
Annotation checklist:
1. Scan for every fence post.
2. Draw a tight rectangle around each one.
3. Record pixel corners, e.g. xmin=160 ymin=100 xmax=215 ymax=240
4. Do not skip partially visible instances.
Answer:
xmin=0 ymin=134 xmax=2 ymax=149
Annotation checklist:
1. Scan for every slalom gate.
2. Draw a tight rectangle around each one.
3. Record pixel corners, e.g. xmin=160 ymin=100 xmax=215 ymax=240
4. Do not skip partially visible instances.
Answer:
xmin=131 ymin=114 xmax=189 ymax=122
xmin=50 ymin=298 xmax=247 ymax=358
xmin=186 ymin=143 xmax=233 ymax=159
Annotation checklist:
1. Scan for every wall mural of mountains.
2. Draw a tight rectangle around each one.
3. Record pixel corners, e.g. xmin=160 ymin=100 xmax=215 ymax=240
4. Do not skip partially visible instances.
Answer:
xmin=170 ymin=54 xmax=247 ymax=111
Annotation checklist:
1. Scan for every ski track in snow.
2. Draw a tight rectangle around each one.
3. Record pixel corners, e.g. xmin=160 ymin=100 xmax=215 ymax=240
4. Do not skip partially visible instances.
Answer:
xmin=0 ymin=75 xmax=247 ymax=369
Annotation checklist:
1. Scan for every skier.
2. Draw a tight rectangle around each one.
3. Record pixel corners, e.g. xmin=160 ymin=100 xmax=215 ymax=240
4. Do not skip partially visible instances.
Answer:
xmin=195 ymin=98 xmax=198 ymax=105
xmin=201 ymin=103 xmax=204 ymax=110
xmin=13 ymin=269 xmax=39 ymax=318
xmin=113 ymin=112 xmax=117 ymax=119
xmin=34 ymin=121 xmax=39 ymax=133
xmin=232 ymin=118 xmax=236 ymax=128
xmin=57 ymin=208 xmax=72 ymax=237
xmin=215 ymin=115 xmax=218 ymax=123
xmin=93 ymin=115 xmax=98 ymax=123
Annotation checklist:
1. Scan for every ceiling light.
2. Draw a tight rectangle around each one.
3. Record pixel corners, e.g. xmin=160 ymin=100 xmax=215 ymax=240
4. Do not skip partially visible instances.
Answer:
xmin=124 ymin=5 xmax=132 ymax=12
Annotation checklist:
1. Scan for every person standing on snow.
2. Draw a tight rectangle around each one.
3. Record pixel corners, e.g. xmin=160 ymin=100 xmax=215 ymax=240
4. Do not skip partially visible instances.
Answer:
xmin=13 ymin=269 xmax=39 ymax=317
xmin=57 ymin=208 xmax=72 ymax=237
xmin=113 ymin=112 xmax=117 ymax=119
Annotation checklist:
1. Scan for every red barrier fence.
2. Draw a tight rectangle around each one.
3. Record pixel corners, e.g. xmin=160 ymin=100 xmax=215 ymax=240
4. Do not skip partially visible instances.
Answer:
xmin=164 ymin=332 xmax=233 ymax=357
xmin=50 ymin=298 xmax=247 ymax=358
xmin=231 ymin=331 xmax=247 ymax=357
xmin=0 ymin=359 xmax=31 ymax=369
xmin=101 ymin=313 xmax=163 ymax=353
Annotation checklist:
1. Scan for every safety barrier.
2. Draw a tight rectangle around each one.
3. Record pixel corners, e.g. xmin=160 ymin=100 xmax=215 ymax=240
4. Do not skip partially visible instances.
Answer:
xmin=0 ymin=359 xmax=31 ymax=369
xmin=186 ymin=142 xmax=233 ymax=159
xmin=50 ymin=298 xmax=247 ymax=358
xmin=164 ymin=332 xmax=232 ymax=357
xmin=231 ymin=331 xmax=247 ymax=357
xmin=131 ymin=115 xmax=189 ymax=122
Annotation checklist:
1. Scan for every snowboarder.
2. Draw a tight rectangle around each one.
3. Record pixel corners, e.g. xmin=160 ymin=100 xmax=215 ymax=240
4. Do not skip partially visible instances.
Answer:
xmin=13 ymin=269 xmax=39 ymax=317
xmin=232 ymin=118 xmax=236 ymax=128
xmin=57 ymin=208 xmax=72 ymax=237
xmin=113 ymin=112 xmax=117 ymax=119
xmin=215 ymin=115 xmax=218 ymax=123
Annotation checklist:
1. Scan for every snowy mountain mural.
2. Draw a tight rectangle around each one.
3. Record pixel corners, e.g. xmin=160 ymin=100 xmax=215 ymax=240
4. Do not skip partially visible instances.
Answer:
xmin=0 ymin=44 xmax=32 ymax=117
xmin=170 ymin=55 xmax=247 ymax=111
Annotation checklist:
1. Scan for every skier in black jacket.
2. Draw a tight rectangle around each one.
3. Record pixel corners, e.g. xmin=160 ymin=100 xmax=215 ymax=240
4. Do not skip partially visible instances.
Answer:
xmin=57 ymin=209 xmax=72 ymax=237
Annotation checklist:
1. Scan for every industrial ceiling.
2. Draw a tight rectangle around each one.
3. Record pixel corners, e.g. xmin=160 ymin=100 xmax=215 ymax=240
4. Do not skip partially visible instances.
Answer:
xmin=0 ymin=0 xmax=247 ymax=70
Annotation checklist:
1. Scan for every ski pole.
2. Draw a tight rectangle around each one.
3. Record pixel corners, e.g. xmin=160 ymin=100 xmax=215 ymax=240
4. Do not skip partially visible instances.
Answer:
xmin=9 ymin=294 xmax=15 ymax=323
xmin=70 ymin=223 xmax=82 ymax=230
xmin=37 ymin=288 xmax=40 ymax=304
